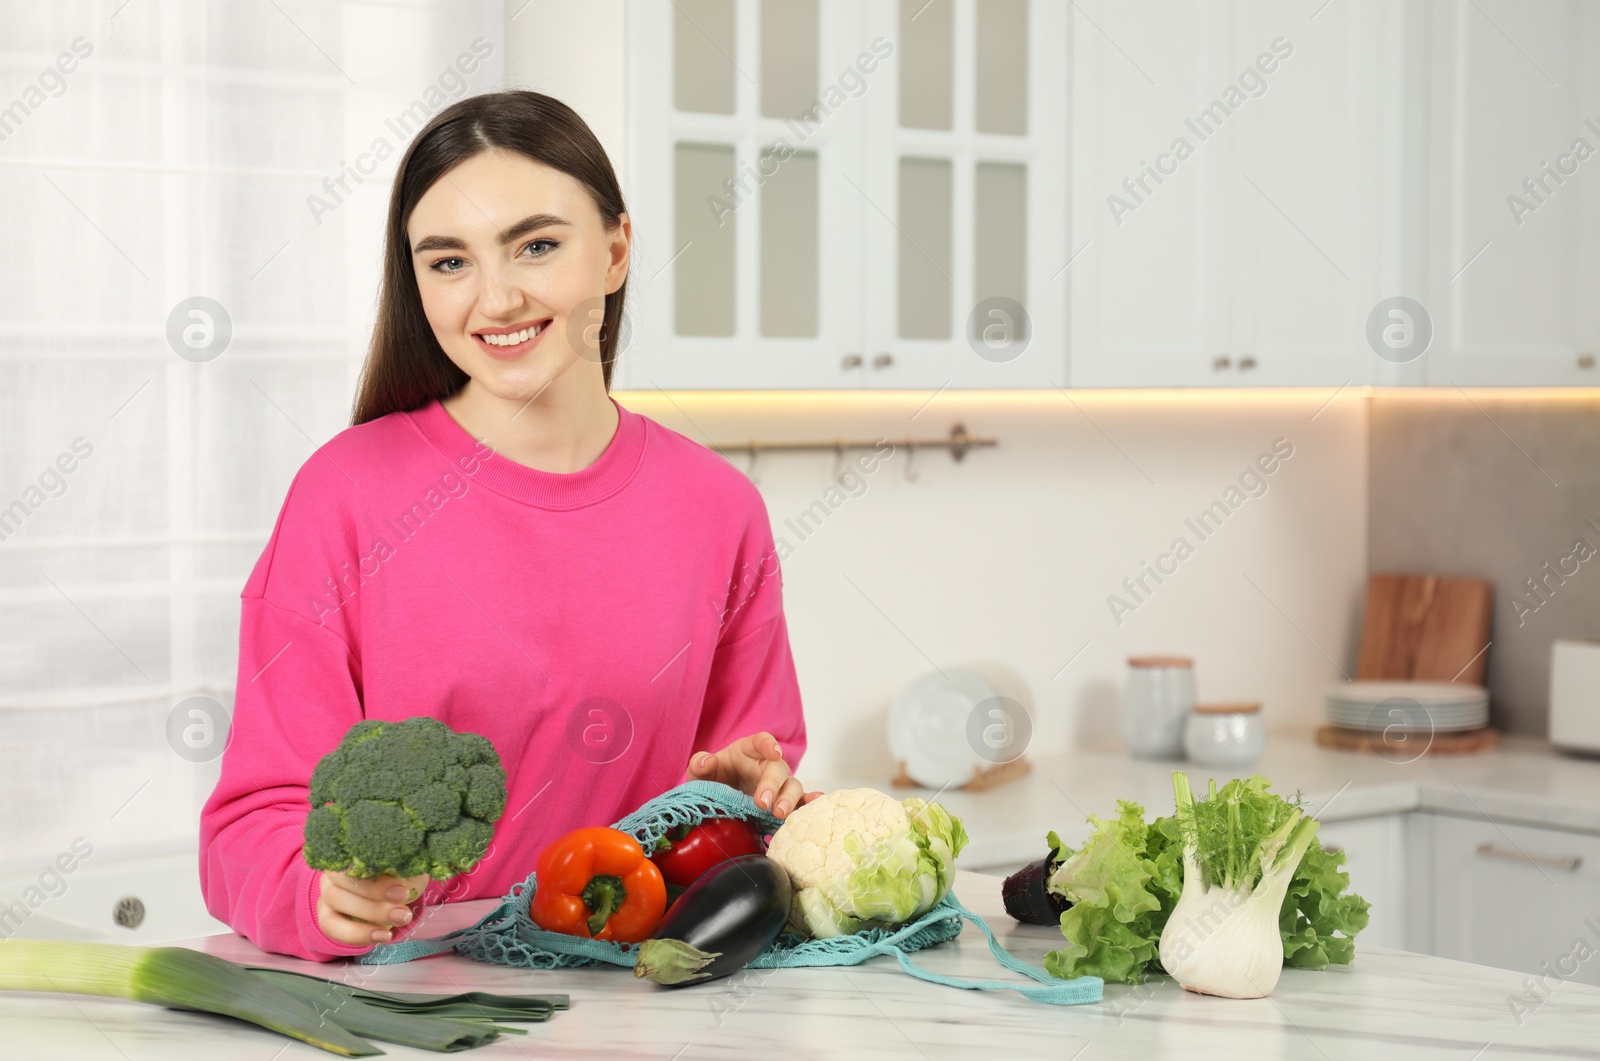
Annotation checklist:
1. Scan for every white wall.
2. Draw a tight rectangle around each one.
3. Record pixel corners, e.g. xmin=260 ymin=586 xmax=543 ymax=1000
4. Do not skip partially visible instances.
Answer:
xmin=502 ymin=0 xmax=629 ymax=175
xmin=617 ymin=390 xmax=1369 ymax=782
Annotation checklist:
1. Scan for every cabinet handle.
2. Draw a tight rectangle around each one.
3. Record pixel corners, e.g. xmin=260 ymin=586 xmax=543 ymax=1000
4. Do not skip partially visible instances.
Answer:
xmin=842 ymin=353 xmax=863 ymax=369
xmin=1212 ymin=355 xmax=1232 ymax=371
xmin=1239 ymin=355 xmax=1257 ymax=371
xmin=1474 ymin=842 xmax=1582 ymax=872
xmin=1579 ymin=354 xmax=1595 ymax=370
xmin=872 ymin=353 xmax=893 ymax=369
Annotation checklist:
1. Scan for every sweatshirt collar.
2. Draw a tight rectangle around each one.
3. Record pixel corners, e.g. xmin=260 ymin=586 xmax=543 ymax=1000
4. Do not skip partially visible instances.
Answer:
xmin=408 ymin=395 xmax=646 ymax=510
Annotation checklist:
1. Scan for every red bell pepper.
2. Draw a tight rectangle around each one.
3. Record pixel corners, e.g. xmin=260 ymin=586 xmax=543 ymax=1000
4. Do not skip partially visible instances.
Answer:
xmin=529 ymin=827 xmax=667 ymax=943
xmin=649 ymin=817 xmax=768 ymax=889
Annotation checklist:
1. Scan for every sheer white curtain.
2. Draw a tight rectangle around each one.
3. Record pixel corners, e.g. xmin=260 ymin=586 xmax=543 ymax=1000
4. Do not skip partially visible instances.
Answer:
xmin=0 ymin=0 xmax=504 ymax=866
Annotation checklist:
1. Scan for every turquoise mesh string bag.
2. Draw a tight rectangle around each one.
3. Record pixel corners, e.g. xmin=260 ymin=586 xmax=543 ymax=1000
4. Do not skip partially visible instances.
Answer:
xmin=359 ymin=781 xmax=1102 ymax=1006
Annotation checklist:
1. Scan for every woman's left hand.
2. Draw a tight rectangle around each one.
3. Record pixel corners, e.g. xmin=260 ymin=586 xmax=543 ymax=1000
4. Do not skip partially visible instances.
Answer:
xmin=685 ymin=731 xmax=821 ymax=820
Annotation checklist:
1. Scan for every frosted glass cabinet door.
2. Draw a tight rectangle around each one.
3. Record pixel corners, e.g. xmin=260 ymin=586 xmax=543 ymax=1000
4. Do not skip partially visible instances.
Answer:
xmin=855 ymin=0 xmax=1069 ymax=389
xmin=627 ymin=0 xmax=1065 ymax=390
xmin=623 ymin=0 xmax=865 ymax=390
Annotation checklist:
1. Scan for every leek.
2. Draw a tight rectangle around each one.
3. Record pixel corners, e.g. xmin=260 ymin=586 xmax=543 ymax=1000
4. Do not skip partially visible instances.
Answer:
xmin=244 ymin=967 xmax=569 ymax=1023
xmin=0 ymin=941 xmax=572 ymax=1055
xmin=245 ymin=966 xmax=569 ymax=1050
xmin=0 ymin=940 xmax=381 ymax=1056
xmin=244 ymin=970 xmax=516 ymax=1052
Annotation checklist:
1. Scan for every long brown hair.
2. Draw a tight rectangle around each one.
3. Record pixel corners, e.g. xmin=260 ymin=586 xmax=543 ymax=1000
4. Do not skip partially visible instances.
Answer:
xmin=350 ymin=91 xmax=629 ymax=426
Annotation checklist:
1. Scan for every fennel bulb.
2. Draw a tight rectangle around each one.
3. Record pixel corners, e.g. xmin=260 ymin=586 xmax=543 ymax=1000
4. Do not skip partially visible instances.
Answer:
xmin=1157 ymin=771 xmax=1320 ymax=999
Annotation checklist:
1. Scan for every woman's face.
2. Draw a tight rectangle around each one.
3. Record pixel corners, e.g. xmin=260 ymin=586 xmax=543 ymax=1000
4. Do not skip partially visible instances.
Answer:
xmin=407 ymin=147 xmax=629 ymax=405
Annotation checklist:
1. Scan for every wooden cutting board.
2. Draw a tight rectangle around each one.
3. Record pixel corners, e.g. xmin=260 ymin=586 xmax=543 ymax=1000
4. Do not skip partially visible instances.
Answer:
xmin=1316 ymin=724 xmax=1500 ymax=755
xmin=1356 ymin=573 xmax=1493 ymax=685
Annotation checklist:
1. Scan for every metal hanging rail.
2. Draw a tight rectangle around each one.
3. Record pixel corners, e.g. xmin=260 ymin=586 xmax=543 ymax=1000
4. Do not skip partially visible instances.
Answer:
xmin=708 ymin=422 xmax=998 ymax=463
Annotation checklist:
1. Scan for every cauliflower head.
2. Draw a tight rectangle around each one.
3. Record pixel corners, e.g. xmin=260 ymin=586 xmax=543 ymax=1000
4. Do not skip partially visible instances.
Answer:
xmin=765 ymin=787 xmax=968 ymax=938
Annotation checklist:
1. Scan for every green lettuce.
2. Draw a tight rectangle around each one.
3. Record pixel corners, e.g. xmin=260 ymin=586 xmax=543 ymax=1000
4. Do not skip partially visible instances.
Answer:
xmin=1040 ymin=778 xmax=1370 ymax=983
xmin=1040 ymin=800 xmax=1182 ymax=983
xmin=1280 ymin=837 xmax=1371 ymax=968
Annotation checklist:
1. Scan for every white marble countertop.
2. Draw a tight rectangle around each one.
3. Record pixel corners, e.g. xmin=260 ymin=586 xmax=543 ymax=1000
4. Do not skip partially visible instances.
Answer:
xmin=3 ymin=867 xmax=1598 ymax=1059
xmin=836 ymin=732 xmax=1600 ymax=870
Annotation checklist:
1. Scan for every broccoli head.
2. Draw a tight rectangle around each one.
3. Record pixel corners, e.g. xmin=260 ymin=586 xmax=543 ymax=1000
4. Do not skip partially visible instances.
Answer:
xmin=302 ymin=716 xmax=508 ymax=881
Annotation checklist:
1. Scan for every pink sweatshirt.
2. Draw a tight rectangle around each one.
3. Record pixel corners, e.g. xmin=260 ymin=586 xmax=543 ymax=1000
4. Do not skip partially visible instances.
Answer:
xmin=199 ymin=396 xmax=805 ymax=961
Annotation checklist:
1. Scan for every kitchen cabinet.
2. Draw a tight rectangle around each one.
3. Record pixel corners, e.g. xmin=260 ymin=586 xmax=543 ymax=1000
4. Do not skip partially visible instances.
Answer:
xmin=1068 ymin=0 xmax=1400 ymax=388
xmin=1415 ymin=1 xmax=1600 ymax=386
xmin=1067 ymin=0 xmax=1600 ymax=389
xmin=624 ymin=0 xmax=864 ymax=390
xmin=1064 ymin=1 xmax=1235 ymax=388
xmin=621 ymin=0 xmax=1068 ymax=390
xmin=618 ymin=0 xmax=1599 ymax=390
xmin=1315 ymin=812 xmax=1409 ymax=951
xmin=1427 ymin=812 xmax=1600 ymax=987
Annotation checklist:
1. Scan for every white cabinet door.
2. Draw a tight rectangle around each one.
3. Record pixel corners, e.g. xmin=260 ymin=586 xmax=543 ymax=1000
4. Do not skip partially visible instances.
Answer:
xmin=1228 ymin=0 xmax=1397 ymax=388
xmin=624 ymin=0 xmax=1067 ymax=390
xmin=854 ymin=0 xmax=1069 ymax=389
xmin=1430 ymin=813 xmax=1600 ymax=985
xmin=1069 ymin=0 xmax=1399 ymax=388
xmin=623 ymin=0 xmax=867 ymax=390
xmin=1419 ymin=1 xmax=1600 ymax=386
xmin=1068 ymin=0 xmax=1237 ymax=388
xmin=1316 ymin=814 xmax=1407 ymax=951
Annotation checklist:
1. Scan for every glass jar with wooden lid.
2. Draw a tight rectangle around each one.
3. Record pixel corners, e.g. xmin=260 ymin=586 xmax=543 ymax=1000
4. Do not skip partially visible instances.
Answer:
xmin=1122 ymin=656 xmax=1195 ymax=759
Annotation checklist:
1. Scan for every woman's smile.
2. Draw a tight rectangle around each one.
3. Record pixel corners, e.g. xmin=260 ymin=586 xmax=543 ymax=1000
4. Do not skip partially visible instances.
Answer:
xmin=473 ymin=317 xmax=554 ymax=360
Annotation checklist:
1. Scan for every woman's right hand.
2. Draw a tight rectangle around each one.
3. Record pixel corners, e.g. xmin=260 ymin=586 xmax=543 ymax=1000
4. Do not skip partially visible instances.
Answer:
xmin=316 ymin=870 xmax=429 ymax=946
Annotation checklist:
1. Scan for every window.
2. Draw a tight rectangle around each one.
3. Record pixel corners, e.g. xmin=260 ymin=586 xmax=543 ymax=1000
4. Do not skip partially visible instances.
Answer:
xmin=0 ymin=0 xmax=503 ymax=862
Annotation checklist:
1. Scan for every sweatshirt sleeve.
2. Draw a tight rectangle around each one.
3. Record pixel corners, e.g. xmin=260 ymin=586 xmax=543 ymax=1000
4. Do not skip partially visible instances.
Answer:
xmin=692 ymin=494 xmax=808 ymax=772
xmin=198 ymin=598 xmax=429 ymax=961
xmin=198 ymin=461 xmax=425 ymax=962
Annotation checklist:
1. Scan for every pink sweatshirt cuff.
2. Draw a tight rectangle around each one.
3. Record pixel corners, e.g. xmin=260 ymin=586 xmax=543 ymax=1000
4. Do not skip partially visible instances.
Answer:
xmin=301 ymin=870 xmax=424 ymax=962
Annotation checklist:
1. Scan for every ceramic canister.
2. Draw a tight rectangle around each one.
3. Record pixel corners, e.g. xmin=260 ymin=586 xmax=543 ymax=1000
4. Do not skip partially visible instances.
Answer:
xmin=1183 ymin=701 xmax=1266 ymax=767
xmin=1122 ymin=656 xmax=1195 ymax=759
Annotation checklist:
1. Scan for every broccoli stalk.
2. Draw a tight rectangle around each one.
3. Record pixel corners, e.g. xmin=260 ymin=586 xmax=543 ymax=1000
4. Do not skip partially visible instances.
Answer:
xmin=302 ymin=717 xmax=508 ymax=881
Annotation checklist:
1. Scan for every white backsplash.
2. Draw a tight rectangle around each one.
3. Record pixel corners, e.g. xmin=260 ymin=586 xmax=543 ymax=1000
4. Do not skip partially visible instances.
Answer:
xmin=617 ymin=389 xmax=1368 ymax=782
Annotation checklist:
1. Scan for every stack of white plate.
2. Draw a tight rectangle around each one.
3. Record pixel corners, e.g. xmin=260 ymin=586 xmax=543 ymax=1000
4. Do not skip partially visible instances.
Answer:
xmin=1323 ymin=681 xmax=1489 ymax=732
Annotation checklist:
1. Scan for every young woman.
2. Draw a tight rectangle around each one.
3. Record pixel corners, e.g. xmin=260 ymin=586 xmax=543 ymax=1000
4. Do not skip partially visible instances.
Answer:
xmin=199 ymin=91 xmax=812 ymax=962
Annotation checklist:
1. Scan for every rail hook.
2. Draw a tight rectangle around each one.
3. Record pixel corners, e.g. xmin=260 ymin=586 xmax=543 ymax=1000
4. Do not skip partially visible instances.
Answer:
xmin=745 ymin=442 xmax=761 ymax=486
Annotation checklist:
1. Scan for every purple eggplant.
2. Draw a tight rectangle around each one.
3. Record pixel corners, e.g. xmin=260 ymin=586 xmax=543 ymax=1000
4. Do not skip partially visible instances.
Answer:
xmin=1003 ymin=855 xmax=1071 ymax=925
xmin=633 ymin=855 xmax=791 ymax=987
